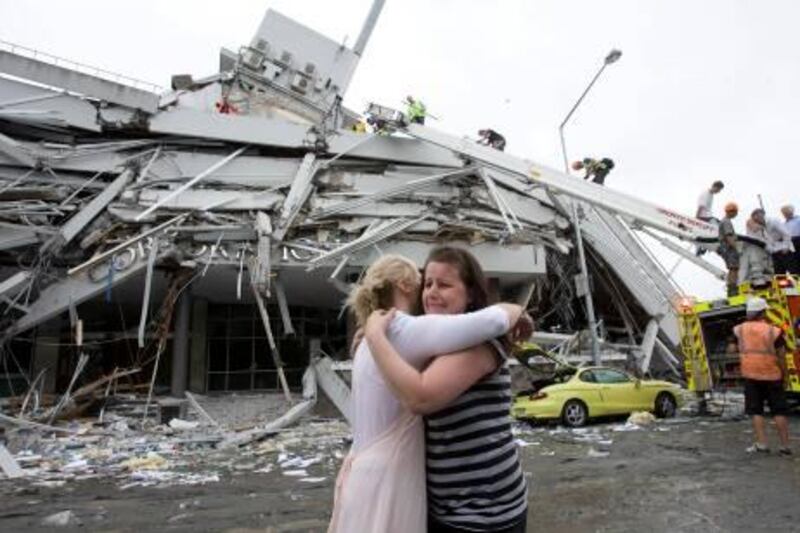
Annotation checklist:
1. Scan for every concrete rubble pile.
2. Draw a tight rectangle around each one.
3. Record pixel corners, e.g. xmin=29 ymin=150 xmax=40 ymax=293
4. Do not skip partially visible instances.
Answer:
xmin=0 ymin=1 xmax=695 ymax=482
xmin=2 ymin=412 xmax=350 ymax=489
xmin=512 ymin=415 xmax=687 ymax=460
xmin=0 ymin=365 xmax=350 ymax=487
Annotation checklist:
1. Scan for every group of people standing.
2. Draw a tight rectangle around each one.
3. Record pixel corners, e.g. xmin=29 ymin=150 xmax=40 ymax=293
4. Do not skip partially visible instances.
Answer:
xmin=699 ymin=181 xmax=794 ymax=455
xmin=328 ymin=247 xmax=531 ymax=533
xmin=696 ymin=180 xmax=800 ymax=295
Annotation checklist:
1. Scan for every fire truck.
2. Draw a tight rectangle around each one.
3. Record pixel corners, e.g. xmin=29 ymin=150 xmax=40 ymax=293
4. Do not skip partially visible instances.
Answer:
xmin=678 ymin=274 xmax=800 ymax=399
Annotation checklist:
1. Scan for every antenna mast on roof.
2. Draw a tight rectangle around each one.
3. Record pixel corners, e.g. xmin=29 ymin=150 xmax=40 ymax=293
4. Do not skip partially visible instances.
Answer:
xmin=353 ymin=0 xmax=386 ymax=57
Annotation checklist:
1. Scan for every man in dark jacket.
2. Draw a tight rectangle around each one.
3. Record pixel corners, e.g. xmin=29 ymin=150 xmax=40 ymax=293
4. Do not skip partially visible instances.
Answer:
xmin=571 ymin=157 xmax=615 ymax=185
xmin=477 ymin=129 xmax=506 ymax=151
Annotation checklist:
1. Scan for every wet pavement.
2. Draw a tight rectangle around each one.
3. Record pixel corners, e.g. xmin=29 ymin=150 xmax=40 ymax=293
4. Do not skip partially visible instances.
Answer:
xmin=1 ymin=414 xmax=799 ymax=532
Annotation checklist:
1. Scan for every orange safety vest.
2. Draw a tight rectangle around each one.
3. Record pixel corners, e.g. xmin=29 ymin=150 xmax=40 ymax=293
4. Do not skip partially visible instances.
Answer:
xmin=733 ymin=321 xmax=783 ymax=381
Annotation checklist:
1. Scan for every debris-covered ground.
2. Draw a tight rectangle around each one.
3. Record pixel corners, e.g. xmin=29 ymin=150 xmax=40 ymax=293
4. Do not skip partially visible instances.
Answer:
xmin=1 ymin=395 xmax=799 ymax=533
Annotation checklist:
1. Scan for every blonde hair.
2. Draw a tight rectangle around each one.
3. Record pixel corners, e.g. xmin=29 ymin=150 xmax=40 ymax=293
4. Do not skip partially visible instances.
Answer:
xmin=346 ymin=254 xmax=420 ymax=327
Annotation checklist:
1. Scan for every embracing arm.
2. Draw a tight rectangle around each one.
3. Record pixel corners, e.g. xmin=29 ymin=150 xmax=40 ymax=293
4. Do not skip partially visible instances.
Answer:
xmin=387 ymin=303 xmax=523 ymax=367
xmin=367 ymin=331 xmax=498 ymax=415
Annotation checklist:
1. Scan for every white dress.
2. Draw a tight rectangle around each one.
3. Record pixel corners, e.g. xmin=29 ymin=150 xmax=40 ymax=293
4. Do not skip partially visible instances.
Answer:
xmin=328 ymin=306 xmax=510 ymax=533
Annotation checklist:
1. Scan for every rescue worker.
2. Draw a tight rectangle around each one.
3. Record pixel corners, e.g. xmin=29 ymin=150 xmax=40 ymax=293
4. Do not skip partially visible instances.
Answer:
xmin=780 ymin=204 xmax=800 ymax=274
xmin=747 ymin=208 xmax=794 ymax=274
xmin=718 ymin=202 xmax=740 ymax=296
xmin=477 ymin=128 xmax=506 ymax=151
xmin=404 ymin=95 xmax=426 ymax=125
xmin=571 ymin=157 xmax=615 ymax=185
xmin=733 ymin=297 xmax=792 ymax=455
xmin=351 ymin=120 xmax=367 ymax=134
xmin=365 ymin=115 xmax=388 ymax=135
xmin=693 ymin=181 xmax=725 ymax=256
xmin=696 ymin=180 xmax=724 ymax=222
xmin=742 ymin=208 xmax=775 ymax=283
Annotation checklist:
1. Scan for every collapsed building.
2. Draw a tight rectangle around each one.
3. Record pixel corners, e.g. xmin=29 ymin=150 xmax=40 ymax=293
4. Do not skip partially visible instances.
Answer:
xmin=0 ymin=1 xmax=727 ymax=409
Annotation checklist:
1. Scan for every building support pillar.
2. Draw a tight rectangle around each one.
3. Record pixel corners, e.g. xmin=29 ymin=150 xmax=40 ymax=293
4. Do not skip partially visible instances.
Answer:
xmin=189 ymin=298 xmax=208 ymax=393
xmin=170 ymin=290 xmax=191 ymax=397
xmin=31 ymin=318 xmax=62 ymax=394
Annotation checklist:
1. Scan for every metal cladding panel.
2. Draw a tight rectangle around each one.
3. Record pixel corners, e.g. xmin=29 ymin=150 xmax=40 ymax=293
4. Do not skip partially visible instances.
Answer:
xmin=0 ymin=51 xmax=159 ymax=113
xmin=592 ymin=208 xmax=680 ymax=302
xmin=577 ymin=204 xmax=680 ymax=345
xmin=348 ymin=240 xmax=547 ymax=278
xmin=253 ymin=10 xmax=359 ymax=94
xmin=0 ymin=149 xmax=304 ymax=188
xmin=149 ymin=107 xmax=310 ymax=147
xmin=0 ymin=77 xmax=100 ymax=132
xmin=583 ymin=228 xmax=668 ymax=313
xmin=137 ymin=189 xmax=283 ymax=211
xmin=329 ymin=132 xmax=462 ymax=167
xmin=149 ymin=108 xmax=461 ymax=167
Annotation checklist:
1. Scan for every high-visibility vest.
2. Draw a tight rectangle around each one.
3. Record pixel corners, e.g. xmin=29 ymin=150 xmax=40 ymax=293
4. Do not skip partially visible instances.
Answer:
xmin=407 ymin=100 xmax=425 ymax=120
xmin=733 ymin=321 xmax=783 ymax=381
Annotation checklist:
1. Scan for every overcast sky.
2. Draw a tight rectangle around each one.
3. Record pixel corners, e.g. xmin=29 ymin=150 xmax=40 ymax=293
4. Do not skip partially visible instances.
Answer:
xmin=1 ymin=0 xmax=797 ymax=298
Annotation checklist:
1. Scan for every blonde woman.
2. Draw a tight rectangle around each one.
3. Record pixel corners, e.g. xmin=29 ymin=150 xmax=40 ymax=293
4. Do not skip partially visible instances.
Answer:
xmin=328 ymin=254 xmax=527 ymax=533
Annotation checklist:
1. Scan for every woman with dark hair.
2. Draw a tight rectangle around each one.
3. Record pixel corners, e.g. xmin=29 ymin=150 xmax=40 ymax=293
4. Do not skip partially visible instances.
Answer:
xmin=365 ymin=246 xmax=529 ymax=533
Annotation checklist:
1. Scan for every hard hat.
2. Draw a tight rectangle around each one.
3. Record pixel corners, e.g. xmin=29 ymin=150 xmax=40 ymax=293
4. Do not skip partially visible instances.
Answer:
xmin=724 ymin=202 xmax=738 ymax=213
xmin=746 ymin=297 xmax=768 ymax=314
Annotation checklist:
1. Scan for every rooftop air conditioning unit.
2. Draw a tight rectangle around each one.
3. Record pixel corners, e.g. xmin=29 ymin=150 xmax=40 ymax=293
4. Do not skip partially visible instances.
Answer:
xmin=242 ymin=48 xmax=265 ymax=70
xmin=290 ymin=73 xmax=309 ymax=94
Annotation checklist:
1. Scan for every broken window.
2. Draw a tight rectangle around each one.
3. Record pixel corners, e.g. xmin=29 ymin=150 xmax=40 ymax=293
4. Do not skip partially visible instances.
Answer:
xmin=204 ymin=304 xmax=345 ymax=392
xmin=206 ymin=304 xmax=274 ymax=392
xmin=0 ymin=332 xmax=34 ymax=397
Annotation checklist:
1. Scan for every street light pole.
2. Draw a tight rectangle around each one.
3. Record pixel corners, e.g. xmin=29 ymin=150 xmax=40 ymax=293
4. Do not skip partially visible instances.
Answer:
xmin=559 ymin=49 xmax=621 ymax=171
xmin=559 ymin=49 xmax=622 ymax=366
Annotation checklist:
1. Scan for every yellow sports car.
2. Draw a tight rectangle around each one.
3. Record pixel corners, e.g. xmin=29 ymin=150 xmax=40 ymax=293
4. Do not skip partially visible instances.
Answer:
xmin=512 ymin=366 xmax=683 ymax=427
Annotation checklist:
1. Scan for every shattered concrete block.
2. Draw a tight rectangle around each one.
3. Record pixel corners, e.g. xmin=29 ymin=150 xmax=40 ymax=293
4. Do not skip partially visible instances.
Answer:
xmin=41 ymin=510 xmax=81 ymax=527
xmin=627 ymin=411 xmax=656 ymax=426
xmin=168 ymin=418 xmax=200 ymax=431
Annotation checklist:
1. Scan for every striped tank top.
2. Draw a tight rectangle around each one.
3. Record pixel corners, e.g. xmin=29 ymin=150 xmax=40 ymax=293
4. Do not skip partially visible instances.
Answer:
xmin=425 ymin=343 xmax=528 ymax=531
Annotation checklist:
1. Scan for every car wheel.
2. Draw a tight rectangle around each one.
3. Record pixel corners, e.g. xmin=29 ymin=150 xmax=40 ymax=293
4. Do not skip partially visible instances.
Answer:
xmin=654 ymin=392 xmax=677 ymax=418
xmin=561 ymin=400 xmax=588 ymax=428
